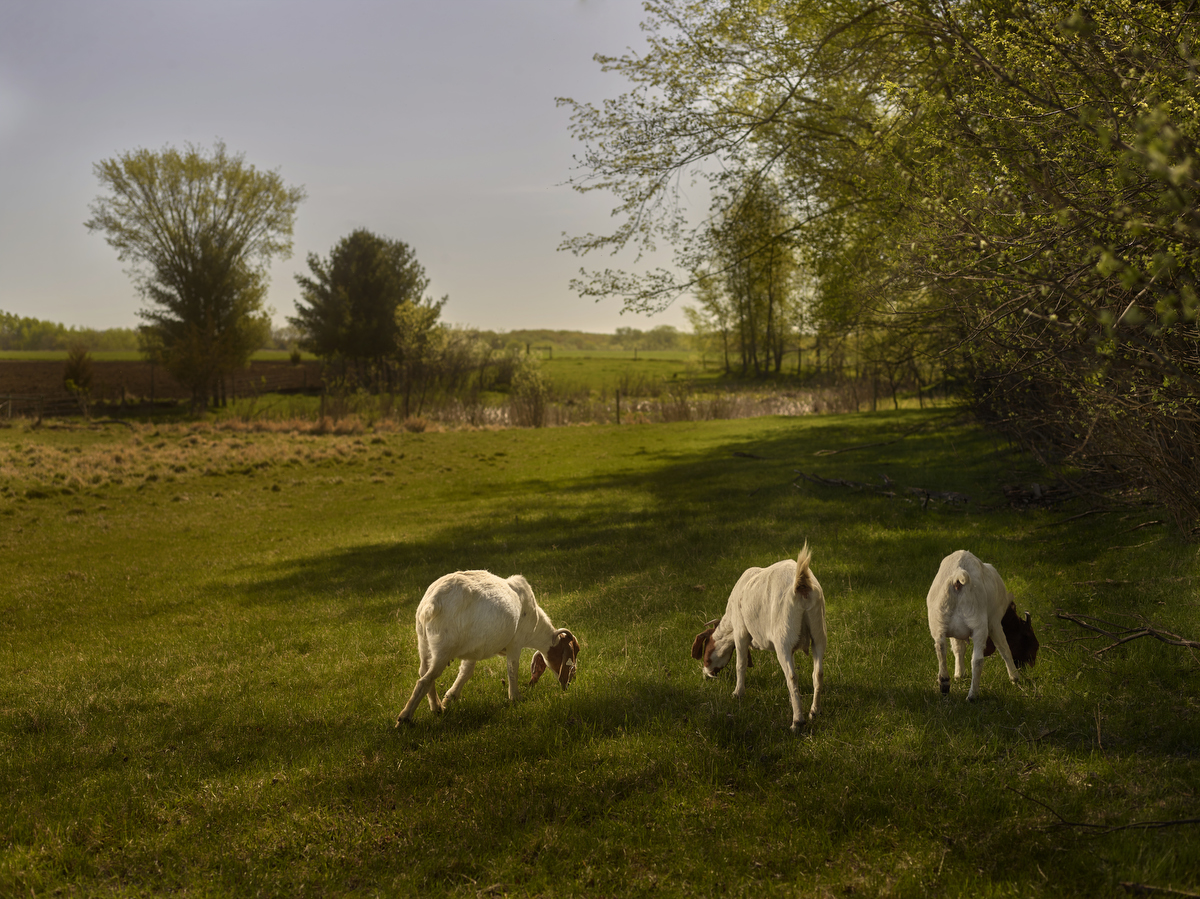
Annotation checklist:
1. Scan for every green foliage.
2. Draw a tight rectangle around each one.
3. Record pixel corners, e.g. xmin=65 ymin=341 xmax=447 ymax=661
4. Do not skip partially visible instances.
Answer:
xmin=61 ymin=342 xmax=93 ymax=418
xmin=508 ymin=356 xmax=550 ymax=427
xmin=86 ymin=141 xmax=305 ymax=411
xmin=561 ymin=0 xmax=1200 ymax=529
xmin=290 ymin=229 xmax=435 ymax=385
xmin=1 ymin=412 xmax=1197 ymax=895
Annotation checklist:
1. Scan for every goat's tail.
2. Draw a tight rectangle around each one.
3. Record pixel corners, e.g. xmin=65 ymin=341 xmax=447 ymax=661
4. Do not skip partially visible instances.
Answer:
xmin=794 ymin=541 xmax=814 ymax=596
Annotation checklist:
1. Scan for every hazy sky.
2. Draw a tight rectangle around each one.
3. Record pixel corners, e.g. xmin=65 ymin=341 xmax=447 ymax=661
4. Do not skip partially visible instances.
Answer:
xmin=0 ymin=0 xmax=691 ymax=335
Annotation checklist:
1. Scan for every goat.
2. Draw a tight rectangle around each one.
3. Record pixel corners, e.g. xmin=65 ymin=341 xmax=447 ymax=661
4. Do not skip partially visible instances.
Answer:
xmin=396 ymin=570 xmax=579 ymax=724
xmin=690 ymin=543 xmax=827 ymax=732
xmin=925 ymin=549 xmax=1038 ymax=701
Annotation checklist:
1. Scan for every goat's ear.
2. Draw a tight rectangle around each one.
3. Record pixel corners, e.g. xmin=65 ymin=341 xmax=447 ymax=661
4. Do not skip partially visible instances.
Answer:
xmin=692 ymin=628 xmax=715 ymax=661
xmin=529 ymin=651 xmax=548 ymax=686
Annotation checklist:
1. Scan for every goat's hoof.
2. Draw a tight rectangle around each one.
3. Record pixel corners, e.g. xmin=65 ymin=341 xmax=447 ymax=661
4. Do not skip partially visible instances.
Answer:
xmin=395 ymin=716 xmax=414 ymax=728
xmin=790 ymin=721 xmax=806 ymax=734
xmin=939 ymin=678 xmax=950 ymax=695
xmin=967 ymin=694 xmax=978 ymax=703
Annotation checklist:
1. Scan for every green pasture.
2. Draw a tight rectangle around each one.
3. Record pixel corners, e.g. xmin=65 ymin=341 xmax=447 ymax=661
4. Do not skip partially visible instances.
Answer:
xmin=1 ymin=410 xmax=1197 ymax=896
xmin=537 ymin=350 xmax=719 ymax=397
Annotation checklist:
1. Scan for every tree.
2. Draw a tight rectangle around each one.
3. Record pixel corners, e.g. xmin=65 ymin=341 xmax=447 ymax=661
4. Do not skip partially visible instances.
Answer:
xmin=62 ymin=342 xmax=93 ymax=419
xmin=874 ymin=1 xmax=1200 ymax=527
xmin=86 ymin=142 xmax=303 ymax=410
xmin=290 ymin=229 xmax=433 ymax=392
xmin=393 ymin=293 xmax=448 ymax=418
xmin=562 ymin=0 xmax=1200 ymax=527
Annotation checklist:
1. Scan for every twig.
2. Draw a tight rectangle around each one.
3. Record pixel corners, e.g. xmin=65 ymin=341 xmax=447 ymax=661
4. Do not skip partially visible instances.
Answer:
xmin=1116 ymin=520 xmax=1165 ymax=535
xmin=793 ymin=470 xmax=968 ymax=507
xmin=1007 ymin=787 xmax=1200 ymax=835
xmin=813 ymin=439 xmax=904 ymax=456
xmin=1055 ymin=611 xmax=1200 ymax=663
xmin=1031 ymin=508 xmax=1112 ymax=529
xmin=1121 ymin=882 xmax=1200 ymax=897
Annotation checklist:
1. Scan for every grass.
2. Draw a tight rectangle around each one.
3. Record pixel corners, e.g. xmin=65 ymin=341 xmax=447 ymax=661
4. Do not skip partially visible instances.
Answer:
xmin=1 ymin=409 xmax=1198 ymax=897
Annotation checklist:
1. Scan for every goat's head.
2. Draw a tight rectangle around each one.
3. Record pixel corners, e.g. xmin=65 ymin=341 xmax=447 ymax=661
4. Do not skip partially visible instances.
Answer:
xmin=530 ymin=628 xmax=580 ymax=690
xmin=691 ymin=618 xmax=732 ymax=677
xmin=984 ymin=600 xmax=1040 ymax=668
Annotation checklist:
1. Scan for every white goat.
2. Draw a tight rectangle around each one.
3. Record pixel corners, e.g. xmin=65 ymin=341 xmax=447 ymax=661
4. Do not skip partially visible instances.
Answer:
xmin=926 ymin=549 xmax=1038 ymax=701
xmin=691 ymin=543 xmax=827 ymax=732
xmin=396 ymin=570 xmax=579 ymax=724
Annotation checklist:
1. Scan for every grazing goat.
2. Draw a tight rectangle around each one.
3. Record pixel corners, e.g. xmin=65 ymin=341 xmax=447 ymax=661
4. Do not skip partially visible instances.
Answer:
xmin=926 ymin=550 xmax=1038 ymax=701
xmin=691 ymin=543 xmax=827 ymax=732
xmin=396 ymin=570 xmax=579 ymax=724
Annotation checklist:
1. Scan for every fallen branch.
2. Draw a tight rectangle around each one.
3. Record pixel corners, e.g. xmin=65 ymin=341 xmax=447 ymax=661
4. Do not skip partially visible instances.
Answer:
xmin=1121 ymin=882 xmax=1200 ymax=897
xmin=813 ymin=439 xmax=905 ymax=457
xmin=1031 ymin=508 xmax=1112 ymax=529
xmin=1007 ymin=787 xmax=1200 ymax=835
xmin=1055 ymin=610 xmax=1200 ymax=662
xmin=793 ymin=470 xmax=968 ymax=509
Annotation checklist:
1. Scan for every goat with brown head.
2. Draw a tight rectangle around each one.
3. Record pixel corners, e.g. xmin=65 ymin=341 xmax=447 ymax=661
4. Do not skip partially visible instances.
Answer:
xmin=689 ymin=543 xmax=827 ymax=732
xmin=396 ymin=571 xmax=580 ymax=724
xmin=926 ymin=550 xmax=1035 ymax=701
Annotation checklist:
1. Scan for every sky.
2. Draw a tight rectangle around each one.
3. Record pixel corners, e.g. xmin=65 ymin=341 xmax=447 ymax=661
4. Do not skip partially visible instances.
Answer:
xmin=0 ymin=0 xmax=692 ymax=335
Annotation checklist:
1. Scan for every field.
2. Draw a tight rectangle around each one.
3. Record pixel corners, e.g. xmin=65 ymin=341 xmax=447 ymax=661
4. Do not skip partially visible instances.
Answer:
xmin=1 ymin=409 xmax=1198 ymax=896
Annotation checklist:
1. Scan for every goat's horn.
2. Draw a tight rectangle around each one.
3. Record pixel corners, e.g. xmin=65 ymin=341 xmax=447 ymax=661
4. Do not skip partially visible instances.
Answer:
xmin=1024 ymin=611 xmax=1032 ymax=623
xmin=704 ymin=618 xmax=720 ymax=629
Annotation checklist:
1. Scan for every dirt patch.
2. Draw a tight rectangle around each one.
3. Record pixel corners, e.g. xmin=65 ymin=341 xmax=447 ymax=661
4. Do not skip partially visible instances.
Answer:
xmin=0 ymin=360 xmax=324 ymax=415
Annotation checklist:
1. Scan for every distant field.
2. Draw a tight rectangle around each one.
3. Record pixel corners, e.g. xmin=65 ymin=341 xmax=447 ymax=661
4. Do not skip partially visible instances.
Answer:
xmin=1 ymin=409 xmax=1196 ymax=896
xmin=539 ymin=350 xmax=721 ymax=396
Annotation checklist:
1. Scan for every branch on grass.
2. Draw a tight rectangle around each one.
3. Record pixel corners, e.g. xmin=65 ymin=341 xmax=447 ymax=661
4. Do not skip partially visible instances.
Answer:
xmin=1031 ymin=508 xmax=1112 ymax=529
xmin=793 ymin=469 xmax=970 ymax=509
xmin=1007 ymin=787 xmax=1200 ymax=835
xmin=1121 ymin=882 xmax=1200 ymax=897
xmin=1055 ymin=611 xmax=1200 ymax=663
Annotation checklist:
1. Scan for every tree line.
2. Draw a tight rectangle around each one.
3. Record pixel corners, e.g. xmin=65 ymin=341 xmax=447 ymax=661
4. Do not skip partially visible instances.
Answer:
xmin=79 ymin=141 xmax=699 ymax=419
xmin=559 ymin=0 xmax=1200 ymax=530
xmin=0 ymin=311 xmax=139 ymax=352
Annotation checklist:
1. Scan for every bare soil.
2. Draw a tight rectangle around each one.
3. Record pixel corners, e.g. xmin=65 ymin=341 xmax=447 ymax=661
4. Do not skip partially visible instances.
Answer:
xmin=0 ymin=359 xmax=324 ymax=415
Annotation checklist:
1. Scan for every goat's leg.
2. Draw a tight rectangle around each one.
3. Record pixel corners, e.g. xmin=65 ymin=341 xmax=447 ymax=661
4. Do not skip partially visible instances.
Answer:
xmin=775 ymin=647 xmax=805 ymax=732
xmin=397 ymin=657 xmax=450 ymax=723
xmin=809 ymin=628 xmax=826 ymax=719
xmin=806 ymin=605 xmax=827 ymax=719
xmin=505 ymin=655 xmax=522 ymax=702
xmin=442 ymin=659 xmax=477 ymax=706
xmin=732 ymin=637 xmax=751 ymax=698
xmin=950 ymin=638 xmax=969 ymax=680
xmin=987 ymin=622 xmax=1021 ymax=685
xmin=967 ymin=626 xmax=988 ymax=701
xmin=934 ymin=635 xmax=951 ymax=694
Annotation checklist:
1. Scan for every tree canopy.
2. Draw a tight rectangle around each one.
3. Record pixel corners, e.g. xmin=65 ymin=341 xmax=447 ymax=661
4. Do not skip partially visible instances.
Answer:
xmin=561 ymin=0 xmax=1200 ymax=528
xmin=289 ymin=229 xmax=445 ymax=400
xmin=86 ymin=141 xmax=305 ymax=409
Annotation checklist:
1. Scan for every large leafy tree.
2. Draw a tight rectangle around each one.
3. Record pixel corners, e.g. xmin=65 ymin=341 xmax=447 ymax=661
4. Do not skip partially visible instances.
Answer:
xmin=563 ymin=0 xmax=1200 ymax=528
xmin=876 ymin=0 xmax=1200 ymax=527
xmin=289 ymin=229 xmax=436 ymax=392
xmin=86 ymin=141 xmax=304 ymax=409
